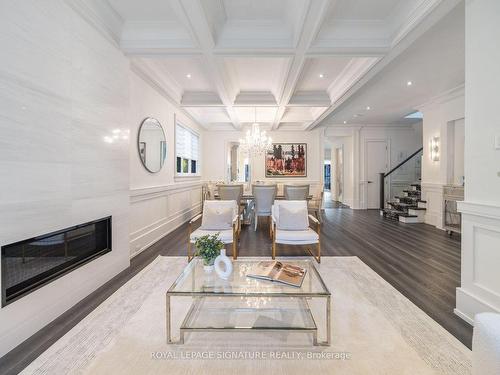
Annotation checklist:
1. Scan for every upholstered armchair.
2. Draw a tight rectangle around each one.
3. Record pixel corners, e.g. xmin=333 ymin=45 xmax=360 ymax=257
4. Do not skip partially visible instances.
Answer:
xmin=187 ymin=200 xmax=239 ymax=262
xmin=271 ymin=200 xmax=321 ymax=263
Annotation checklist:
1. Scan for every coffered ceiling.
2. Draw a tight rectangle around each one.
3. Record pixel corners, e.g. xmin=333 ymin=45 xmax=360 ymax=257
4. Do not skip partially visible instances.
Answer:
xmin=99 ymin=0 xmax=462 ymax=130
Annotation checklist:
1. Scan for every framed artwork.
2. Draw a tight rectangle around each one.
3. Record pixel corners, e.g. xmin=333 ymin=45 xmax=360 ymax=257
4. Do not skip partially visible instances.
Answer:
xmin=266 ymin=143 xmax=307 ymax=177
xmin=139 ymin=142 xmax=146 ymax=164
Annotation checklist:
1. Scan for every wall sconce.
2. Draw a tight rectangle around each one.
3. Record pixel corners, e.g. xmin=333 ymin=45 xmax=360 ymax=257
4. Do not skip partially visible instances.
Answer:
xmin=430 ymin=137 xmax=440 ymax=161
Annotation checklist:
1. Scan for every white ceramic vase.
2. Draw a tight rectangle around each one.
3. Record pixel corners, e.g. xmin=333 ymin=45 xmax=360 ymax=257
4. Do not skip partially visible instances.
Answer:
xmin=203 ymin=264 xmax=214 ymax=273
xmin=214 ymin=249 xmax=233 ymax=279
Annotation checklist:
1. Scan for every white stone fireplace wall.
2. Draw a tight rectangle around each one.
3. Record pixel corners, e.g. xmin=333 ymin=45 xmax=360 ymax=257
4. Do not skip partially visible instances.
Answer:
xmin=0 ymin=1 xmax=131 ymax=357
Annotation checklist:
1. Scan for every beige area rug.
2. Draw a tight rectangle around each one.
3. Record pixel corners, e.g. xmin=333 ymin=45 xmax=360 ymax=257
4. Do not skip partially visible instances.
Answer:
xmin=21 ymin=256 xmax=471 ymax=375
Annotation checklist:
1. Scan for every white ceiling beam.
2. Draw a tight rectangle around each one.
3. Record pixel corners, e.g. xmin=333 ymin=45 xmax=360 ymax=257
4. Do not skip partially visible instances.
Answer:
xmin=130 ymin=60 xmax=207 ymax=129
xmin=169 ymin=0 xmax=241 ymax=130
xmin=271 ymin=0 xmax=334 ymax=130
xmin=306 ymin=0 xmax=461 ymax=130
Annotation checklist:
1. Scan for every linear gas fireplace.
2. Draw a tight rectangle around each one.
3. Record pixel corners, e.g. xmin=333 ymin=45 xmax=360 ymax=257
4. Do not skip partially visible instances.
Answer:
xmin=1 ymin=217 xmax=112 ymax=307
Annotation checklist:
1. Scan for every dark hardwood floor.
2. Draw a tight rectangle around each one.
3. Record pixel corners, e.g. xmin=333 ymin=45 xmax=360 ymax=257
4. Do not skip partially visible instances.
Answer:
xmin=0 ymin=208 xmax=472 ymax=375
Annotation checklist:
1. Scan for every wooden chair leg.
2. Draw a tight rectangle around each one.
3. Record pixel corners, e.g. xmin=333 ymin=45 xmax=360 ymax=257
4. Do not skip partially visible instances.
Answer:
xmin=232 ymin=241 xmax=237 ymax=260
xmin=232 ymin=224 xmax=238 ymax=260
xmin=272 ymin=226 xmax=276 ymax=260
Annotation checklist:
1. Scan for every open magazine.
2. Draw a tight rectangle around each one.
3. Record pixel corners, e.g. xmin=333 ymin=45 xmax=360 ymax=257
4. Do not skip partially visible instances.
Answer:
xmin=247 ymin=261 xmax=306 ymax=288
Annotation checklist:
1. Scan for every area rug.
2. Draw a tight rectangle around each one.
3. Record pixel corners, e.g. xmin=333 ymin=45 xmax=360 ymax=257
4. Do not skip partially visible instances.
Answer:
xmin=21 ymin=256 xmax=471 ymax=375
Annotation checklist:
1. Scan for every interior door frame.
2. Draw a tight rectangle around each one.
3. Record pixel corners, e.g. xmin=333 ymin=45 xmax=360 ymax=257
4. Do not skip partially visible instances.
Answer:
xmin=333 ymin=145 xmax=344 ymax=202
xmin=224 ymin=139 xmax=252 ymax=186
xmin=363 ymin=138 xmax=390 ymax=209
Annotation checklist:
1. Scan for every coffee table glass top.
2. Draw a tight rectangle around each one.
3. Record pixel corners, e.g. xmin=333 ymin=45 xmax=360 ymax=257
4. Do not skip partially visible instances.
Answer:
xmin=167 ymin=259 xmax=330 ymax=296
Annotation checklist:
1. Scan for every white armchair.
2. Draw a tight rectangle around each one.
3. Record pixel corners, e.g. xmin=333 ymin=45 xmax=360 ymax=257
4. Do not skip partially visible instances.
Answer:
xmin=271 ymin=200 xmax=321 ymax=263
xmin=188 ymin=200 xmax=239 ymax=261
xmin=473 ymin=312 xmax=500 ymax=375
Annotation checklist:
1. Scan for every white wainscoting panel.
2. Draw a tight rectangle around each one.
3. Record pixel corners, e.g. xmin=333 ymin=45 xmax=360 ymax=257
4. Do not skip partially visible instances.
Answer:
xmin=455 ymin=201 xmax=500 ymax=324
xmin=421 ymin=182 xmax=444 ymax=228
xmin=130 ymin=182 xmax=203 ymax=258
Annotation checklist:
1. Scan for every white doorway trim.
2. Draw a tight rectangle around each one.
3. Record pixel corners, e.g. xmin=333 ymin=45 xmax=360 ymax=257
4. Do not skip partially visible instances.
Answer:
xmin=363 ymin=138 xmax=390 ymax=209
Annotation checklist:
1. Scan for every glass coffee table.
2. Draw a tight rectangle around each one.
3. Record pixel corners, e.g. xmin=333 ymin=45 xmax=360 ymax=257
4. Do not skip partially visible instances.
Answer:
xmin=166 ymin=259 xmax=331 ymax=346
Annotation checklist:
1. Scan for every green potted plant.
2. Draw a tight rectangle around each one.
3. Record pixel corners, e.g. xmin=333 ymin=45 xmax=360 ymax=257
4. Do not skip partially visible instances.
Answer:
xmin=194 ymin=233 xmax=225 ymax=272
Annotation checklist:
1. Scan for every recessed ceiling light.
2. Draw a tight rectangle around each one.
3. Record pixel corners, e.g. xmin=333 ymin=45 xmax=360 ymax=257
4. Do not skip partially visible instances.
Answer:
xmin=319 ymin=73 xmax=324 ymax=78
xmin=186 ymin=74 xmax=192 ymax=79
xmin=343 ymin=120 xmax=347 ymax=124
xmin=407 ymin=81 xmax=413 ymax=86
xmin=366 ymin=106 xmax=371 ymax=110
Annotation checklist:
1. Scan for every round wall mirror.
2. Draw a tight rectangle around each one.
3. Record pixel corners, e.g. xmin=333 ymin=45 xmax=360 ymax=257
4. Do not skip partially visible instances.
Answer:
xmin=137 ymin=117 xmax=166 ymax=173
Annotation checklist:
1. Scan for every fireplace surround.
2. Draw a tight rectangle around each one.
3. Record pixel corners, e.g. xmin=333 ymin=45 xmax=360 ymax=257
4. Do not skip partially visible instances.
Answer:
xmin=1 ymin=217 xmax=112 ymax=307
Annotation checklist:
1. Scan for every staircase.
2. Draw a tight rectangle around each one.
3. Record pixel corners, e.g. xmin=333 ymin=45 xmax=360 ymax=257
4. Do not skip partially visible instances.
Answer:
xmin=381 ymin=182 xmax=427 ymax=223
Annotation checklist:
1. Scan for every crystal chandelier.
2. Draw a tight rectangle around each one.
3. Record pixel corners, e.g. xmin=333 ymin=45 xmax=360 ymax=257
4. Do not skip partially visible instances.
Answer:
xmin=239 ymin=108 xmax=272 ymax=155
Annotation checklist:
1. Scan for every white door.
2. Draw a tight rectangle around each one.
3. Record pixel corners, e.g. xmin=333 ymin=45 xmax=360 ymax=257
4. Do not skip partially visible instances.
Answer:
xmin=366 ymin=141 xmax=388 ymax=209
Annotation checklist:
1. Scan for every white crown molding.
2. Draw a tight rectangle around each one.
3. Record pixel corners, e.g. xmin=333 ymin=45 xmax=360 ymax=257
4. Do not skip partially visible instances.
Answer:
xmin=326 ymin=57 xmax=379 ymax=103
xmin=390 ymin=0 xmax=450 ymax=47
xmin=306 ymin=0 xmax=462 ymax=131
xmin=312 ymin=19 xmax=391 ymax=50
xmin=215 ymin=20 xmax=295 ymax=49
xmin=121 ymin=21 xmax=197 ymax=52
xmin=181 ymin=91 xmax=224 ymax=106
xmin=234 ymin=91 xmax=277 ymax=106
xmin=416 ymin=84 xmax=465 ymax=111
xmin=169 ymin=0 xmax=242 ymax=130
xmin=288 ymin=91 xmax=331 ymax=106
xmin=65 ymin=0 xmax=123 ymax=46
xmin=130 ymin=60 xmax=206 ymax=130
xmin=271 ymin=0 xmax=331 ymax=130
xmin=324 ymin=123 xmax=415 ymax=129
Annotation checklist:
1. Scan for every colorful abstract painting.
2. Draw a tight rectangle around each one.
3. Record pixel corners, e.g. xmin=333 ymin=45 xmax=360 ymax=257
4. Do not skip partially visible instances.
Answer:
xmin=266 ymin=143 xmax=307 ymax=177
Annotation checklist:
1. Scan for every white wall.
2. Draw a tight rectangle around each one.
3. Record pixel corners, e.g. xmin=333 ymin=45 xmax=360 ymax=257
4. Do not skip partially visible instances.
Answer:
xmin=455 ymin=0 xmax=500 ymax=324
xmin=0 ymin=1 xmax=130 ymax=357
xmin=452 ymin=118 xmax=465 ymax=185
xmin=325 ymin=125 xmax=422 ymax=209
xmin=202 ymin=129 xmax=323 ymax=194
xmin=128 ymin=68 xmax=204 ymax=258
xmin=359 ymin=125 xmax=422 ymax=208
xmin=419 ymin=88 xmax=464 ymax=228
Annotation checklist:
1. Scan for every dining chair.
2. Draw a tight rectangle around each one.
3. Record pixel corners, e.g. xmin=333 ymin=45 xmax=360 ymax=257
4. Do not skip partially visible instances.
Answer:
xmin=284 ymin=184 xmax=309 ymax=200
xmin=271 ymin=200 xmax=321 ymax=263
xmin=308 ymin=186 xmax=324 ymax=220
xmin=187 ymin=200 xmax=239 ymax=261
xmin=217 ymin=184 xmax=244 ymax=230
xmin=217 ymin=184 xmax=243 ymax=202
xmin=252 ymin=184 xmax=277 ymax=235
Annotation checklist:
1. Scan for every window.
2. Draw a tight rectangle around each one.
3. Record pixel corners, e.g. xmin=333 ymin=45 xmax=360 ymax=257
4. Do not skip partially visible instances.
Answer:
xmin=176 ymin=123 xmax=200 ymax=176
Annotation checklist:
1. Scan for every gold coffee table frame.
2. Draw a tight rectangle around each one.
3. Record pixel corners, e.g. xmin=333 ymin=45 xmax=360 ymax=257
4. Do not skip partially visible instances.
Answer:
xmin=166 ymin=259 xmax=331 ymax=346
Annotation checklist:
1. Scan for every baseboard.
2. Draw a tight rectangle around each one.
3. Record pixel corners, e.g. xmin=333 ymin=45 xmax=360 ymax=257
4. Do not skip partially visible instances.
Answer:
xmin=453 ymin=308 xmax=474 ymax=325
xmin=455 ymin=287 xmax=500 ymax=325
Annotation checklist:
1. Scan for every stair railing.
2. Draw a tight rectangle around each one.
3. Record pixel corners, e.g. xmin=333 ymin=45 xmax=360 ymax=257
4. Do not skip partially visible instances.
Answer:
xmin=379 ymin=147 xmax=423 ymax=209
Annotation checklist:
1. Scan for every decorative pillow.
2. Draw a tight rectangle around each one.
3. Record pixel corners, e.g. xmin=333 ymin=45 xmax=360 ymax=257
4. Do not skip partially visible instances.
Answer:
xmin=277 ymin=204 xmax=308 ymax=230
xmin=201 ymin=206 xmax=233 ymax=230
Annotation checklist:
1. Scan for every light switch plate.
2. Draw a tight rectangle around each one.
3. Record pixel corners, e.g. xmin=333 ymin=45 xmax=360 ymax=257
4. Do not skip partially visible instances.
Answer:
xmin=495 ymin=135 xmax=500 ymax=150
